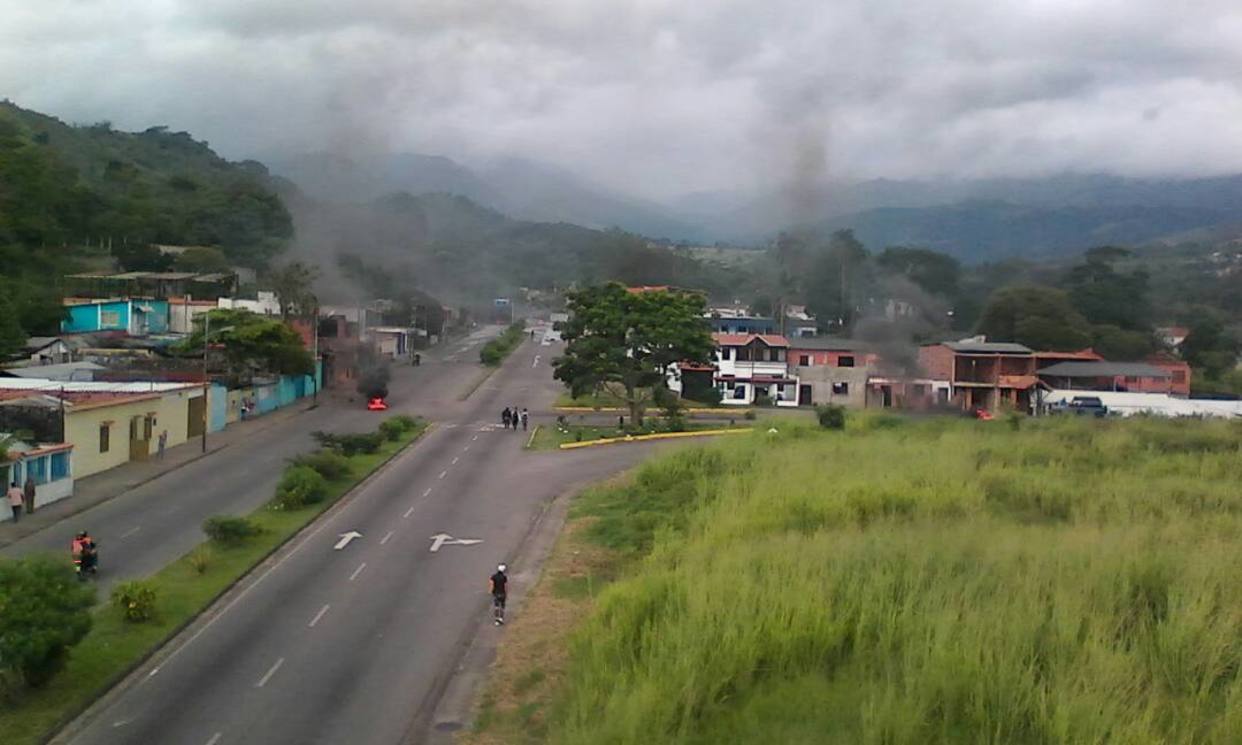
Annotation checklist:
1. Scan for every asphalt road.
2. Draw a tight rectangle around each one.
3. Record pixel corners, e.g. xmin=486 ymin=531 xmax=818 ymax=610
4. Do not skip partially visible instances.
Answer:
xmin=57 ymin=328 xmax=658 ymax=745
xmin=1 ymin=325 xmax=501 ymax=591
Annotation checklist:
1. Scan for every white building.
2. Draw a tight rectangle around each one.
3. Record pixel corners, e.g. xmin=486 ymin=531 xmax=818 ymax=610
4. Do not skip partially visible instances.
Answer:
xmin=1 ymin=437 xmax=74 ymax=519
xmin=1043 ymin=389 xmax=1242 ymax=418
xmin=218 ymin=291 xmax=281 ymax=317
xmin=711 ymin=333 xmax=800 ymax=406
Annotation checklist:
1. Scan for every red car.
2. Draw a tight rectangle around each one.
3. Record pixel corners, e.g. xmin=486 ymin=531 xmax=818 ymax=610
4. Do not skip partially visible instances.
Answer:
xmin=367 ymin=397 xmax=388 ymax=411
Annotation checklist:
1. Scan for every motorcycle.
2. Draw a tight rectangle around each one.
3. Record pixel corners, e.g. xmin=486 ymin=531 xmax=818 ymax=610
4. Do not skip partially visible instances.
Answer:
xmin=73 ymin=541 xmax=99 ymax=580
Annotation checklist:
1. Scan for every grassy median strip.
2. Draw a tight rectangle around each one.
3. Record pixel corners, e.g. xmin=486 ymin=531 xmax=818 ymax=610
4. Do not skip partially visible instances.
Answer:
xmin=0 ymin=422 xmax=426 ymax=745
xmin=527 ymin=420 xmax=750 ymax=450
xmin=469 ymin=415 xmax=1242 ymax=744
xmin=479 ymin=322 xmax=526 ymax=366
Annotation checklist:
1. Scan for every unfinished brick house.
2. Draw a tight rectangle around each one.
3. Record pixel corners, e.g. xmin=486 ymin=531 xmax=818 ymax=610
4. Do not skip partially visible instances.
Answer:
xmin=919 ymin=340 xmax=1039 ymax=412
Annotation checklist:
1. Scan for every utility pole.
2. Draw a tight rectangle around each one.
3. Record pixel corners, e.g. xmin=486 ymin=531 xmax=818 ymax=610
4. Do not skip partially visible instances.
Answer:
xmin=201 ymin=312 xmax=210 ymax=453
xmin=312 ymin=302 xmax=319 ymax=403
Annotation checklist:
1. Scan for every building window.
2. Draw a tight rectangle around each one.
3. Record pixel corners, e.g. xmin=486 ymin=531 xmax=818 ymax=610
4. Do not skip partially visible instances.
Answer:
xmin=839 ymin=356 xmax=855 ymax=368
xmin=799 ymin=355 xmax=810 ymax=366
xmin=101 ymin=310 xmax=121 ymax=327
xmin=28 ymin=456 xmax=48 ymax=484
xmin=732 ymin=386 xmax=746 ymax=400
xmin=50 ymin=452 xmax=70 ymax=481
xmin=99 ymin=424 xmax=110 ymax=453
xmin=832 ymin=382 xmax=849 ymax=395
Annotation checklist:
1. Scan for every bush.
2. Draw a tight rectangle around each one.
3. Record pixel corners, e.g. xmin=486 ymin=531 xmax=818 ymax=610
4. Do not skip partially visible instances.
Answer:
xmin=753 ymin=393 xmax=773 ymax=407
xmin=0 ymin=557 xmax=94 ymax=687
xmin=291 ymin=449 xmax=351 ymax=480
xmin=203 ymin=514 xmax=262 ymax=545
xmin=387 ymin=414 xmax=419 ymax=432
xmin=188 ymin=546 xmax=213 ymax=575
xmin=743 ymin=410 xmax=757 ymax=421
xmin=479 ymin=323 xmax=527 ymax=366
xmin=816 ymin=404 xmax=847 ymax=430
xmin=691 ymin=387 xmax=724 ymax=407
xmin=111 ymin=580 xmax=158 ymax=623
xmin=312 ymin=430 xmax=384 ymax=456
xmin=379 ymin=419 xmax=405 ymax=441
xmin=273 ymin=465 xmax=329 ymax=509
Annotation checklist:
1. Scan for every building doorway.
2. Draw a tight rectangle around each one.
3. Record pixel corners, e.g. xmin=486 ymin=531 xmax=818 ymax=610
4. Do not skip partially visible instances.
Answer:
xmin=187 ymin=395 xmax=206 ymax=438
xmin=129 ymin=415 xmax=151 ymax=461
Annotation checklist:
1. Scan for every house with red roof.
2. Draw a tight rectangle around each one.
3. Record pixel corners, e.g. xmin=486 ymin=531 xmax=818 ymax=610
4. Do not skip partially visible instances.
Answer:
xmin=710 ymin=333 xmax=800 ymax=406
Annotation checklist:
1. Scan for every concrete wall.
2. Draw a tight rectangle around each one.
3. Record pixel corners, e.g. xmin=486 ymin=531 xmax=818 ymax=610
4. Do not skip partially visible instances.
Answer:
xmin=919 ymin=345 xmax=955 ymax=380
xmin=791 ymin=365 xmax=872 ymax=408
xmin=64 ymin=388 xmax=199 ymax=478
xmin=0 ymin=448 xmax=74 ymax=521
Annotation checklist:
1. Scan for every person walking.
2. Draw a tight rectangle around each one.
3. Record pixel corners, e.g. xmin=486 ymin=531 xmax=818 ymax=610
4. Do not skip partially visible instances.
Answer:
xmin=511 ymin=405 xmax=519 ymax=431
xmin=489 ymin=563 xmax=509 ymax=625
xmin=157 ymin=430 xmax=168 ymax=460
xmin=502 ymin=407 xmax=512 ymax=429
xmin=7 ymin=481 xmax=24 ymax=522
xmin=520 ymin=408 xmax=529 ymax=431
xmin=23 ymin=474 xmax=36 ymax=514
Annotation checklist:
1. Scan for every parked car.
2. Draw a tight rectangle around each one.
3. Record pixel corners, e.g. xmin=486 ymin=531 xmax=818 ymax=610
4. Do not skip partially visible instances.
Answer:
xmin=1066 ymin=396 xmax=1108 ymax=417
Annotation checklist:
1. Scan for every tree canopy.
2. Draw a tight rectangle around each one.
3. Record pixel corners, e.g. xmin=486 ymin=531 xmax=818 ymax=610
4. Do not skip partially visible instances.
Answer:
xmin=975 ymin=285 xmax=1093 ymax=351
xmin=181 ymin=309 xmax=313 ymax=380
xmin=553 ymin=283 xmax=714 ymax=423
xmin=0 ymin=556 xmax=95 ymax=687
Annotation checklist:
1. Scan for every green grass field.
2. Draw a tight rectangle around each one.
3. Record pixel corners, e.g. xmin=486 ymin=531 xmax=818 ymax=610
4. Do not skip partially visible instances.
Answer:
xmin=537 ymin=415 xmax=1242 ymax=744
xmin=0 ymin=424 xmax=425 ymax=745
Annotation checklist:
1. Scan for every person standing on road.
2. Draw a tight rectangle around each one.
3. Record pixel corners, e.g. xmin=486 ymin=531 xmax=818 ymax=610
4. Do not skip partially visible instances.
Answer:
xmin=23 ymin=474 xmax=36 ymax=514
xmin=502 ymin=407 xmax=512 ymax=429
xmin=157 ymin=430 xmax=168 ymax=459
xmin=489 ymin=563 xmax=509 ymax=625
xmin=511 ymin=405 xmax=519 ymax=430
xmin=7 ymin=481 xmax=23 ymax=522
xmin=520 ymin=408 xmax=529 ymax=431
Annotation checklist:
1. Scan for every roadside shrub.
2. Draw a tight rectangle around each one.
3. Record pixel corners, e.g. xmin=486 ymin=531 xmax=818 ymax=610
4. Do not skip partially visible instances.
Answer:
xmin=203 ymin=514 xmax=262 ymax=545
xmin=188 ymin=545 xmax=213 ymax=575
xmin=387 ymin=414 xmax=419 ymax=432
xmin=815 ymin=404 xmax=847 ymax=430
xmin=291 ymin=449 xmax=351 ymax=480
xmin=479 ymin=323 xmax=527 ymax=366
xmin=0 ymin=557 xmax=94 ymax=687
xmin=753 ymin=393 xmax=773 ymax=407
xmin=312 ymin=430 xmax=383 ymax=456
xmin=111 ymin=580 xmax=158 ymax=623
xmin=273 ymin=465 xmax=329 ymax=509
xmin=743 ymin=410 xmax=757 ymax=421
xmin=379 ymin=418 xmax=405 ymax=441
xmin=690 ymin=387 xmax=724 ymax=407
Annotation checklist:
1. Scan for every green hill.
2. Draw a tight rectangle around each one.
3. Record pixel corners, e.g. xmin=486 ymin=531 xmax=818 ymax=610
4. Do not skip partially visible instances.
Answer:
xmin=0 ymin=100 xmax=291 ymax=267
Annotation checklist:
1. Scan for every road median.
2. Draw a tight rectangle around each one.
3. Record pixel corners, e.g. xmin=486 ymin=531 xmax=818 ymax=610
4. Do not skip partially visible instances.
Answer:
xmin=1 ymin=419 xmax=429 ymax=745
xmin=557 ymin=427 xmax=752 ymax=449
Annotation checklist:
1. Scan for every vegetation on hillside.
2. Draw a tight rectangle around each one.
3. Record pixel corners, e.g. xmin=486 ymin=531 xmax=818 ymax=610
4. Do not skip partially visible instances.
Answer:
xmin=521 ymin=417 xmax=1242 ymax=743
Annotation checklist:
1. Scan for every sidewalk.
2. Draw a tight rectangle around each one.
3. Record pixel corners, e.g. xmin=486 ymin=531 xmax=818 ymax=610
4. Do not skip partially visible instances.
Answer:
xmin=0 ymin=402 xmax=315 ymax=549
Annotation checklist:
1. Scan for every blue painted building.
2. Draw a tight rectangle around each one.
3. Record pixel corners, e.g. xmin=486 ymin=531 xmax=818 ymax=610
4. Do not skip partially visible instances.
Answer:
xmin=706 ymin=315 xmax=777 ymax=335
xmin=62 ymin=299 xmax=171 ymax=335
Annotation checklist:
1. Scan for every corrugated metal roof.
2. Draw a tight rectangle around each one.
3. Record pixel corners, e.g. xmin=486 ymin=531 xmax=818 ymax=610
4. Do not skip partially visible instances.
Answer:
xmin=1 ymin=362 xmax=105 ymax=380
xmin=0 ymin=379 xmax=197 ymax=393
xmin=943 ymin=341 xmax=1033 ymax=354
xmin=1039 ymin=361 xmax=1171 ymax=378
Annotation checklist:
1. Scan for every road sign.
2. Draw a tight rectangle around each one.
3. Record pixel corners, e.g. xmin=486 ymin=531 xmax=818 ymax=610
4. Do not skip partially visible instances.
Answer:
xmin=429 ymin=533 xmax=484 ymax=553
xmin=334 ymin=531 xmax=363 ymax=550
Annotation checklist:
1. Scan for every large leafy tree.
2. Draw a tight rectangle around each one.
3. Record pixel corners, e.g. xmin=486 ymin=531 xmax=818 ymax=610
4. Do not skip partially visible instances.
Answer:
xmin=267 ymin=261 xmax=320 ymax=321
xmin=975 ymin=285 xmax=1093 ymax=351
xmin=182 ymin=309 xmax=313 ymax=380
xmin=0 ymin=556 xmax=95 ymax=687
xmin=553 ymin=283 xmax=714 ymax=424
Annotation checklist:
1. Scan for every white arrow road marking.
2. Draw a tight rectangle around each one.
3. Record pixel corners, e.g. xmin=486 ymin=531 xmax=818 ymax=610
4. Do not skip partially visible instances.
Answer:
xmin=349 ymin=562 xmax=367 ymax=581
xmin=256 ymin=657 xmax=284 ymax=688
xmin=429 ymin=533 xmax=485 ymax=552
xmin=308 ymin=604 xmax=330 ymax=628
xmin=333 ymin=531 xmax=363 ymax=550
xmin=111 ymin=718 xmax=132 ymax=728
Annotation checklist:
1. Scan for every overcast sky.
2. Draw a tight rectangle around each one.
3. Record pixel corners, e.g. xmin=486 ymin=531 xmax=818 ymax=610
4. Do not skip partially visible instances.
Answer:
xmin=4 ymin=0 xmax=1242 ymax=200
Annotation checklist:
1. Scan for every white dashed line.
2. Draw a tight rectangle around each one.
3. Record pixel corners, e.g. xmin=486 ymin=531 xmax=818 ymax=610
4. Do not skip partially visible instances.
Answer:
xmin=472 ymin=434 xmax=479 ymax=441
xmin=308 ymin=604 xmax=330 ymax=628
xmin=380 ymin=530 xmax=394 ymax=545
xmin=255 ymin=658 xmax=284 ymax=688
xmin=403 ymin=506 xmax=415 ymax=518
xmin=451 ymin=456 xmax=459 ymax=465
xmin=349 ymin=562 xmax=367 ymax=582
xmin=438 ymin=470 xmax=447 ymax=479
xmin=205 ymin=733 xmax=222 ymax=745
xmin=422 ymin=488 xmax=432 ymax=497
xmin=463 ymin=444 xmax=470 ymax=452
xmin=120 ymin=526 xmax=141 ymax=539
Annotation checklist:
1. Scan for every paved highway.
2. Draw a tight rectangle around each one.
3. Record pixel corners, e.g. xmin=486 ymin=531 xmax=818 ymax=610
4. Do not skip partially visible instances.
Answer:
xmin=1 ymin=325 xmax=500 ymax=590
xmin=57 ymin=328 xmax=657 ymax=745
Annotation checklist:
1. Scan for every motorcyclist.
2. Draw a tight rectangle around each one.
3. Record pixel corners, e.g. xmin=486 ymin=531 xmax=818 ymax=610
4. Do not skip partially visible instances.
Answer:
xmin=72 ymin=531 xmax=98 ymax=577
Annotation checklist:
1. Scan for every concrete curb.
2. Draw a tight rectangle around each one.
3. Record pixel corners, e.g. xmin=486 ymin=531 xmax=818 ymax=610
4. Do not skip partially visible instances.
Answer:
xmin=558 ymin=427 xmax=753 ymax=449
xmin=46 ymin=425 xmax=433 ymax=745
xmin=554 ymin=405 xmax=750 ymax=414
xmin=524 ymin=425 xmax=540 ymax=449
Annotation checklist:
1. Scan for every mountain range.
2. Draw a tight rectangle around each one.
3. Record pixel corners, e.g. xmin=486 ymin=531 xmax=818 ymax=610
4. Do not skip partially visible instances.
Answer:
xmin=267 ymin=150 xmax=1242 ymax=261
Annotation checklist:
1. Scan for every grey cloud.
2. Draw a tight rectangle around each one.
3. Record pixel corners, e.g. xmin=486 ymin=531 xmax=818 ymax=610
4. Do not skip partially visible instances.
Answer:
xmin=2 ymin=0 xmax=1242 ymax=199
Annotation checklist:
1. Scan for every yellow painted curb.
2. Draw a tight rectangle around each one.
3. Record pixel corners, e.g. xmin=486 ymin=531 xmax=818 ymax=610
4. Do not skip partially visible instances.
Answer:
xmin=558 ymin=428 xmax=753 ymax=449
xmin=554 ymin=406 xmax=748 ymax=414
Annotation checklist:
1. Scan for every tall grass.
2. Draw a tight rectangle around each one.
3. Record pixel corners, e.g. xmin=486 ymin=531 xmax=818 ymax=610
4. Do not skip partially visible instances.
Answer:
xmin=550 ymin=416 xmax=1242 ymax=744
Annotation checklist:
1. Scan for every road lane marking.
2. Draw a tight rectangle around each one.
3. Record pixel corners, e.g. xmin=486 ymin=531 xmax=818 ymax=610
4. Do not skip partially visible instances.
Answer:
xmin=463 ymin=444 xmax=470 ymax=452
xmin=255 ymin=657 xmax=284 ymax=688
xmin=205 ymin=733 xmax=222 ymax=745
xmin=429 ymin=533 xmax=484 ymax=552
xmin=403 ymin=506 xmax=415 ymax=518
xmin=333 ymin=531 xmax=363 ymax=550
xmin=472 ymin=434 xmax=479 ymax=441
xmin=349 ymin=562 xmax=367 ymax=581
xmin=439 ymin=470 xmax=447 ymax=479
xmin=381 ymin=530 xmax=394 ymax=545
xmin=111 ymin=718 xmax=132 ymax=728
xmin=451 ymin=456 xmax=459 ymax=464
xmin=308 ymin=604 xmax=330 ymax=628
xmin=120 ymin=526 xmax=141 ymax=539
xmin=422 ymin=488 xmax=432 ymax=497
xmin=532 ymin=355 xmax=540 ymax=368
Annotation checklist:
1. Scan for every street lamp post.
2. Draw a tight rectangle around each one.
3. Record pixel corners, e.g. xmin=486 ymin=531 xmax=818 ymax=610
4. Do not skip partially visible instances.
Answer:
xmin=201 ymin=312 xmax=210 ymax=453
